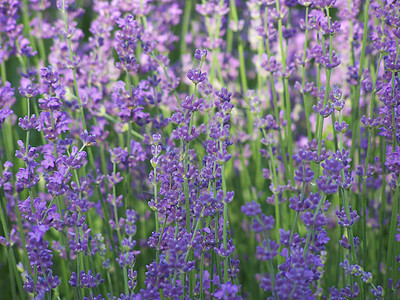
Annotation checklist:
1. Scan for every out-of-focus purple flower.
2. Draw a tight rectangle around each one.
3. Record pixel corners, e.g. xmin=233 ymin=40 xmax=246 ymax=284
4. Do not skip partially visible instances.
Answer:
xmin=252 ymin=214 xmax=275 ymax=233
xmin=330 ymin=283 xmax=360 ymax=299
xmin=255 ymin=115 xmax=278 ymax=131
xmin=241 ymin=201 xmax=261 ymax=217
xmin=110 ymin=147 xmax=128 ymax=164
xmin=256 ymin=239 xmax=279 ymax=261
xmin=212 ymin=282 xmax=241 ymax=300
xmin=371 ymin=285 xmax=384 ymax=298
xmin=261 ymin=54 xmax=281 ymax=73
xmin=0 ymin=80 xmax=15 ymax=128
xmin=386 ymin=146 xmax=400 ymax=175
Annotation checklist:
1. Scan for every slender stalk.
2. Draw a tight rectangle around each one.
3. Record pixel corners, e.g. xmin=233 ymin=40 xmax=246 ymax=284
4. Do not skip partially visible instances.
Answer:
xmin=126 ymin=71 xmax=133 ymax=203
xmin=350 ymin=0 xmax=370 ymax=167
xmin=385 ymin=176 xmax=400 ymax=289
xmin=300 ymin=6 xmax=312 ymax=140
xmin=61 ymin=1 xmax=97 ymax=174
xmin=275 ymin=0 xmax=294 ymax=182
xmin=303 ymin=194 xmax=326 ymax=257
xmin=361 ymin=53 xmax=383 ymax=271
xmin=180 ymin=1 xmax=192 ymax=56
xmin=200 ymin=251 xmax=205 ymax=300
xmin=264 ymin=7 xmax=290 ymax=182
xmin=289 ymin=177 xmax=307 ymax=252
xmin=229 ymin=0 xmax=247 ymax=93
xmin=0 ymin=193 xmax=25 ymax=297
xmin=317 ymin=7 xmax=333 ymax=160
xmin=391 ymin=38 xmax=399 ymax=150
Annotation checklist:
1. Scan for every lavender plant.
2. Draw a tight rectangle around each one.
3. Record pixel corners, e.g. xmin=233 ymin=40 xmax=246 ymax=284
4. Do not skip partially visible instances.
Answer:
xmin=0 ymin=0 xmax=399 ymax=299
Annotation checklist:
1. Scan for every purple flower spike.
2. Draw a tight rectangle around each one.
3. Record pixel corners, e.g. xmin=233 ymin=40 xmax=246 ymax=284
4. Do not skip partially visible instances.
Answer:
xmin=214 ymin=240 xmax=235 ymax=258
xmin=80 ymin=130 xmax=97 ymax=147
xmin=19 ymin=83 xmax=39 ymax=98
xmin=313 ymin=101 xmax=334 ymax=118
xmin=336 ymin=206 xmax=359 ymax=227
xmin=294 ymin=165 xmax=314 ymax=183
xmin=212 ymin=282 xmax=241 ymax=300
xmin=316 ymin=176 xmax=338 ymax=194
xmin=194 ymin=49 xmax=207 ymax=61
xmin=241 ymin=201 xmax=261 ymax=217
xmin=187 ymin=68 xmax=207 ymax=85
xmin=181 ymin=95 xmax=204 ymax=111
xmin=334 ymin=121 xmax=349 ymax=133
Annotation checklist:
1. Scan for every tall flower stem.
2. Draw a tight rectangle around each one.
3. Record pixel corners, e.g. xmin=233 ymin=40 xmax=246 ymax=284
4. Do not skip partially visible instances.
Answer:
xmin=182 ymin=85 xmax=198 ymax=296
xmin=60 ymin=4 xmax=118 ymax=270
xmin=124 ymin=70 xmax=134 ymax=211
xmin=200 ymin=251 xmax=205 ymax=300
xmin=391 ymin=37 xmax=399 ymax=150
xmin=229 ymin=0 xmax=247 ymax=93
xmin=361 ymin=53 xmax=383 ymax=270
xmin=275 ymin=0 xmax=294 ymax=182
xmin=340 ymin=170 xmax=364 ymax=297
xmin=317 ymin=7 xmax=333 ymax=164
xmin=261 ymin=127 xmax=282 ymax=265
xmin=301 ymin=6 xmax=312 ymax=140
xmin=288 ymin=174 xmax=307 ymax=252
xmin=264 ymin=7 xmax=289 ymax=182
xmin=254 ymin=216 xmax=277 ymax=300
xmin=303 ymin=193 xmax=326 ymax=257
xmin=0 ymin=191 xmax=24 ymax=296
xmin=180 ymin=1 xmax=192 ymax=56
xmin=350 ymin=0 xmax=370 ymax=167
xmin=385 ymin=176 xmax=400 ymax=289
xmin=61 ymin=1 xmax=96 ymax=173
xmin=207 ymin=0 xmax=225 ymax=85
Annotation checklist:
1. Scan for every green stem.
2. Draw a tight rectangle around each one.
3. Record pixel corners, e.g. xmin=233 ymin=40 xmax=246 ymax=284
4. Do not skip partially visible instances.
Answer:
xmin=61 ymin=0 xmax=97 ymax=175
xmin=361 ymin=52 xmax=382 ymax=272
xmin=180 ymin=1 xmax=192 ymax=56
xmin=229 ymin=0 xmax=247 ymax=92
xmin=350 ymin=0 xmax=370 ymax=168
xmin=264 ymin=7 xmax=289 ymax=182
xmin=275 ymin=0 xmax=294 ymax=182
xmin=200 ymin=251 xmax=205 ymax=300
xmin=289 ymin=179 xmax=306 ymax=253
xmin=391 ymin=38 xmax=399 ymax=149
xmin=385 ymin=176 xmax=400 ymax=290
xmin=102 ymin=113 xmax=144 ymax=140
xmin=301 ymin=6 xmax=312 ymax=140
xmin=0 ymin=194 xmax=25 ymax=297
xmin=303 ymin=194 xmax=326 ymax=257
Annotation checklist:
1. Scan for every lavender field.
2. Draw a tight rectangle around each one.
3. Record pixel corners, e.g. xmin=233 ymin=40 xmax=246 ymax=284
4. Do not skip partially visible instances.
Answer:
xmin=0 ymin=0 xmax=399 ymax=299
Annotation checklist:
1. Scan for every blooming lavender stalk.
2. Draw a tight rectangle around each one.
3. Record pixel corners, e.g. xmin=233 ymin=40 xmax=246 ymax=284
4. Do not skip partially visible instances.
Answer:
xmin=59 ymin=0 xmax=96 ymax=173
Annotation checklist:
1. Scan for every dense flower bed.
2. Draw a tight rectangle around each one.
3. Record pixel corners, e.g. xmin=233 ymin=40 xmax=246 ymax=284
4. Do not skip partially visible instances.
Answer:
xmin=0 ymin=0 xmax=399 ymax=299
